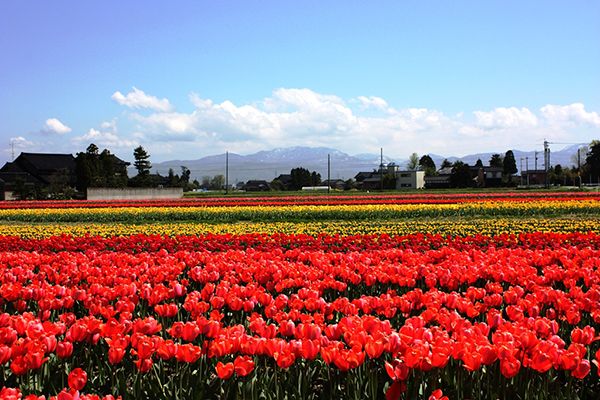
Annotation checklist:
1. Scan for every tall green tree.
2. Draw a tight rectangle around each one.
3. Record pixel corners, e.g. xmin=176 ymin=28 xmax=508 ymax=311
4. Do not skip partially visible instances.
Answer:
xmin=179 ymin=166 xmax=191 ymax=187
xmin=419 ymin=155 xmax=436 ymax=176
xmin=407 ymin=153 xmax=420 ymax=170
xmin=450 ymin=161 xmax=472 ymax=188
xmin=310 ymin=171 xmax=321 ymax=186
xmin=167 ymin=168 xmax=178 ymax=187
xmin=290 ymin=167 xmax=313 ymax=190
xmin=440 ymin=159 xmax=452 ymax=169
xmin=75 ymin=143 xmax=127 ymax=191
xmin=585 ymin=140 xmax=600 ymax=182
xmin=475 ymin=159 xmax=484 ymax=168
xmin=133 ymin=146 xmax=151 ymax=177
xmin=489 ymin=154 xmax=503 ymax=168
xmin=503 ymin=150 xmax=518 ymax=175
xmin=210 ymin=175 xmax=225 ymax=190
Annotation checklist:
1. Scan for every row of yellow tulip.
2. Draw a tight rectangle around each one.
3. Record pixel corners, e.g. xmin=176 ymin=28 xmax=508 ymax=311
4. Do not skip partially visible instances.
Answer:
xmin=1 ymin=200 xmax=599 ymax=223
xmin=2 ymin=217 xmax=598 ymax=238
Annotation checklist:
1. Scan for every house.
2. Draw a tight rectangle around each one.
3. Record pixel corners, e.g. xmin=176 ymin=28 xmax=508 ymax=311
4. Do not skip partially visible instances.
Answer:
xmin=355 ymin=167 xmax=424 ymax=190
xmin=272 ymin=174 xmax=293 ymax=190
xmin=0 ymin=152 xmax=77 ymax=197
xmin=354 ymin=170 xmax=381 ymax=190
xmin=242 ymin=180 xmax=271 ymax=191
xmin=395 ymin=170 xmax=425 ymax=189
xmin=470 ymin=166 xmax=503 ymax=187
xmin=322 ymin=179 xmax=347 ymax=190
xmin=521 ymin=170 xmax=548 ymax=186
xmin=424 ymin=167 xmax=452 ymax=189
xmin=0 ymin=178 xmax=4 ymax=201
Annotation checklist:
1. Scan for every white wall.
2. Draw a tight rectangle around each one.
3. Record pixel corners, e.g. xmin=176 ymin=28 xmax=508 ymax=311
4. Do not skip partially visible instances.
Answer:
xmin=87 ymin=188 xmax=183 ymax=200
xmin=395 ymin=170 xmax=425 ymax=189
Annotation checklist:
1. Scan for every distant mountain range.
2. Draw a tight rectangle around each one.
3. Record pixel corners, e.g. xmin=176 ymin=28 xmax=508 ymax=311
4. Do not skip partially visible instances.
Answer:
xmin=147 ymin=144 xmax=587 ymax=183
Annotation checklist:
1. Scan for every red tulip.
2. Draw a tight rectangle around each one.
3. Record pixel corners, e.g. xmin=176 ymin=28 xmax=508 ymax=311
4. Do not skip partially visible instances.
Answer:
xmin=215 ymin=361 xmax=234 ymax=379
xmin=0 ymin=345 xmax=12 ymax=364
xmin=274 ymin=349 xmax=296 ymax=369
xmin=134 ymin=357 xmax=153 ymax=373
xmin=429 ymin=388 xmax=448 ymax=400
xmin=499 ymin=354 xmax=521 ymax=378
xmin=56 ymin=341 xmax=73 ymax=359
xmin=175 ymin=343 xmax=202 ymax=363
xmin=0 ymin=387 xmax=22 ymax=400
xmin=385 ymin=381 xmax=406 ymax=400
xmin=68 ymin=368 xmax=87 ymax=391
xmin=108 ymin=346 xmax=126 ymax=365
xmin=571 ymin=359 xmax=590 ymax=379
xmin=233 ymin=355 xmax=255 ymax=377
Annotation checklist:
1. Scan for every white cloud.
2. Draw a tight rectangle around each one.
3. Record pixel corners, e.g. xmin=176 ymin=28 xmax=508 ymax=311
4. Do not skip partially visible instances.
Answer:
xmin=112 ymin=87 xmax=172 ymax=112
xmin=43 ymin=118 xmax=72 ymax=134
xmin=540 ymin=103 xmax=600 ymax=127
xmin=10 ymin=136 xmax=34 ymax=148
xmin=96 ymin=87 xmax=600 ymax=160
xmin=73 ymin=121 xmax=138 ymax=149
xmin=473 ymin=107 xmax=538 ymax=129
xmin=128 ymin=89 xmax=467 ymax=159
xmin=357 ymin=96 xmax=389 ymax=110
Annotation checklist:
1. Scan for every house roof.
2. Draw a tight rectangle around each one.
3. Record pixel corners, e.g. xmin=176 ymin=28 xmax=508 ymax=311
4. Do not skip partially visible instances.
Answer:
xmin=355 ymin=171 xmax=375 ymax=181
xmin=362 ymin=177 xmax=382 ymax=183
xmin=110 ymin=154 xmax=130 ymax=166
xmin=275 ymin=174 xmax=292 ymax=184
xmin=245 ymin=180 xmax=270 ymax=185
xmin=17 ymin=152 xmax=76 ymax=172
xmin=0 ymin=161 xmax=22 ymax=173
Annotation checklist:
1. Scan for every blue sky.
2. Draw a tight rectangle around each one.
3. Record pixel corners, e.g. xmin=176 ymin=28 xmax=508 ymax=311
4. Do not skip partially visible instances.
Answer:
xmin=1 ymin=1 xmax=599 ymax=164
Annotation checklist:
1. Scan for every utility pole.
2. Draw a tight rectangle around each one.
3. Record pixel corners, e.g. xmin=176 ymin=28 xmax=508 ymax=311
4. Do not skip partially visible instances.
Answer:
xmin=576 ymin=148 xmax=580 ymax=187
xmin=520 ymin=158 xmax=524 ymax=186
xmin=525 ymin=157 xmax=529 ymax=186
xmin=327 ymin=153 xmax=331 ymax=194
xmin=379 ymin=148 xmax=384 ymax=191
xmin=543 ymin=140 xmax=550 ymax=188
xmin=225 ymin=151 xmax=229 ymax=194
xmin=534 ymin=151 xmax=538 ymax=171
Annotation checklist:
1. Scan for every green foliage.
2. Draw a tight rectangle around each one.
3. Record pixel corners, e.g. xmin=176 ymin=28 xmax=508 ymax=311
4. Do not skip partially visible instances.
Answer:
xmin=585 ymin=140 xmax=600 ymax=181
xmin=407 ymin=152 xmax=420 ymax=170
xmin=450 ymin=161 xmax=472 ymax=188
xmin=75 ymin=144 xmax=128 ymax=191
xmin=133 ymin=146 xmax=151 ymax=177
xmin=290 ymin=168 xmax=321 ymax=190
xmin=210 ymin=175 xmax=225 ymax=190
xmin=489 ymin=154 xmax=503 ymax=168
xmin=503 ymin=150 xmax=518 ymax=176
xmin=419 ymin=155 xmax=436 ymax=176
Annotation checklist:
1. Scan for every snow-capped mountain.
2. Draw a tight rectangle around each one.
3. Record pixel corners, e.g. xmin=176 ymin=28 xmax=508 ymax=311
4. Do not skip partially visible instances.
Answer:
xmin=149 ymin=144 xmax=589 ymax=183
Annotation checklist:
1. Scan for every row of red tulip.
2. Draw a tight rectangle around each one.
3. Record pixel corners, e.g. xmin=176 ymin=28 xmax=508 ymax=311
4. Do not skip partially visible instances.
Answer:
xmin=1 ymin=232 xmax=599 ymax=398
xmin=1 ymin=231 xmax=600 ymax=254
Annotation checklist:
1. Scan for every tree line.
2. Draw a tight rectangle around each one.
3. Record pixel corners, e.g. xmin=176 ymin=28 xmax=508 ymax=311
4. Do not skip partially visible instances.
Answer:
xmin=11 ymin=141 xmax=600 ymax=199
xmin=75 ymin=144 xmax=201 ymax=192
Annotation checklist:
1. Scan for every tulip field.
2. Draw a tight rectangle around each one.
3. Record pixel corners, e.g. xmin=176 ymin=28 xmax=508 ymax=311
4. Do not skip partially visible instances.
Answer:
xmin=0 ymin=193 xmax=599 ymax=399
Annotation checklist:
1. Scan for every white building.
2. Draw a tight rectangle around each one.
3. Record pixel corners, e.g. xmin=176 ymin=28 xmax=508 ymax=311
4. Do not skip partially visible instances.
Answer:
xmin=395 ymin=170 xmax=425 ymax=189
